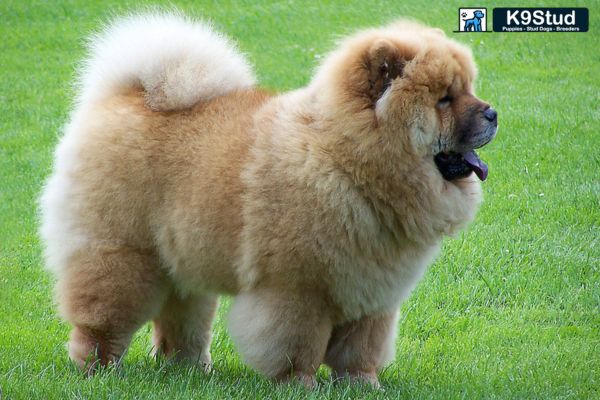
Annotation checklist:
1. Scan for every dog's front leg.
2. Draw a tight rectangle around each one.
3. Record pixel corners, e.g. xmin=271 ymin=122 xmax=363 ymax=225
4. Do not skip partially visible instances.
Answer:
xmin=324 ymin=311 xmax=399 ymax=388
xmin=228 ymin=289 xmax=332 ymax=388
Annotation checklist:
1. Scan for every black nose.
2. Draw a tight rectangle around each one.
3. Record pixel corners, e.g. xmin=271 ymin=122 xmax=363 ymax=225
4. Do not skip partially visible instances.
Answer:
xmin=484 ymin=107 xmax=497 ymax=122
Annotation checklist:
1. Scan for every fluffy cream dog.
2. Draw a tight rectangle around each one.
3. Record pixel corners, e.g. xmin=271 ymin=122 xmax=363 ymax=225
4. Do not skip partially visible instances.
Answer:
xmin=40 ymin=12 xmax=497 ymax=387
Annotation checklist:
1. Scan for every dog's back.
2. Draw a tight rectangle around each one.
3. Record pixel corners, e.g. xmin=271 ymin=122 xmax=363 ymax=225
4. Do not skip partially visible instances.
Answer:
xmin=40 ymin=12 xmax=257 ymax=274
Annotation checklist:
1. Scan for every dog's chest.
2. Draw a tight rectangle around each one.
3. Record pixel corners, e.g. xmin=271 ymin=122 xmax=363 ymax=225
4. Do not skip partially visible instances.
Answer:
xmin=329 ymin=244 xmax=440 ymax=321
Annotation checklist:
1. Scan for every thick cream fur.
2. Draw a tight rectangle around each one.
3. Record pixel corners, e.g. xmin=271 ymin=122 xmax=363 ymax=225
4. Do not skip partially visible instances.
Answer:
xmin=78 ymin=12 xmax=255 ymax=111
xmin=40 ymin=13 xmax=485 ymax=385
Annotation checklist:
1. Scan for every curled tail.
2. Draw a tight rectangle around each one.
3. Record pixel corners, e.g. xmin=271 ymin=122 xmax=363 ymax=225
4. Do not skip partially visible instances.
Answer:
xmin=78 ymin=12 xmax=255 ymax=111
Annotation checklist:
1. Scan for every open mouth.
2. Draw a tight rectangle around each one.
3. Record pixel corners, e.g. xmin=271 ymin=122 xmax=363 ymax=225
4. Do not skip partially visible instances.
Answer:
xmin=434 ymin=150 xmax=488 ymax=181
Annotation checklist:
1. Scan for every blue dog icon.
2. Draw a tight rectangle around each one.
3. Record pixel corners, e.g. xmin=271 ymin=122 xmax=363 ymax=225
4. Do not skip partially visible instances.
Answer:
xmin=463 ymin=10 xmax=485 ymax=31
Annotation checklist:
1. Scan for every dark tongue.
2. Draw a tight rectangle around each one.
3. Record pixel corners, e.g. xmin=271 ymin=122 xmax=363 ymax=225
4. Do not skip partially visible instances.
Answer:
xmin=462 ymin=151 xmax=488 ymax=181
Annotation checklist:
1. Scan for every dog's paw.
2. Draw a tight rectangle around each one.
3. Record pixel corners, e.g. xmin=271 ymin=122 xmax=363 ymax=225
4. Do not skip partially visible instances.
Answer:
xmin=333 ymin=370 xmax=381 ymax=389
xmin=276 ymin=370 xmax=317 ymax=389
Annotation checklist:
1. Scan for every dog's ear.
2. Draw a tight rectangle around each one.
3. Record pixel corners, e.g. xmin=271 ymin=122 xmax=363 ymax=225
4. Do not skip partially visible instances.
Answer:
xmin=364 ymin=39 xmax=406 ymax=103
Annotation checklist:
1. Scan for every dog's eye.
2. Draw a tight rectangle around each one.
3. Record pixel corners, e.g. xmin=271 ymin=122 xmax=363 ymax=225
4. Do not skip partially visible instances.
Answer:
xmin=438 ymin=95 xmax=453 ymax=104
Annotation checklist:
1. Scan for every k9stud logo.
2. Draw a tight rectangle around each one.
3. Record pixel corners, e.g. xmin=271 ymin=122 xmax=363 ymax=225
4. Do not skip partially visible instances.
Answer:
xmin=455 ymin=7 xmax=588 ymax=33
xmin=457 ymin=8 xmax=488 ymax=32
xmin=493 ymin=8 xmax=589 ymax=32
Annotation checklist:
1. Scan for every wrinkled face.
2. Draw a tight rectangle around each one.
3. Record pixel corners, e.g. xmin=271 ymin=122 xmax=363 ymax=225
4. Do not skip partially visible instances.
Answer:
xmin=425 ymin=47 xmax=498 ymax=181
xmin=366 ymin=32 xmax=497 ymax=181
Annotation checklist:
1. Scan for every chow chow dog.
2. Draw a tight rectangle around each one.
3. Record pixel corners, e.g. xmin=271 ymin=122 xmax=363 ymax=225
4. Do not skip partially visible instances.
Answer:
xmin=40 ymin=12 xmax=497 ymax=387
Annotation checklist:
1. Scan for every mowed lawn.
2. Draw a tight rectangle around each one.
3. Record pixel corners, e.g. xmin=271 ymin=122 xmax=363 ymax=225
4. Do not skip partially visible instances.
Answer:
xmin=1 ymin=0 xmax=598 ymax=398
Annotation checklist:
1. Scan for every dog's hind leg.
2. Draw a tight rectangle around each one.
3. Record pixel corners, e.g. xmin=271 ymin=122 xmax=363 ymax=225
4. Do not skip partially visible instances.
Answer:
xmin=152 ymin=291 xmax=218 ymax=370
xmin=56 ymin=245 xmax=168 ymax=373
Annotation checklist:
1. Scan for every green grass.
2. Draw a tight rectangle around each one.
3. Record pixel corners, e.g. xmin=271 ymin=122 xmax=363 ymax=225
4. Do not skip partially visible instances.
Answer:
xmin=1 ymin=0 xmax=598 ymax=398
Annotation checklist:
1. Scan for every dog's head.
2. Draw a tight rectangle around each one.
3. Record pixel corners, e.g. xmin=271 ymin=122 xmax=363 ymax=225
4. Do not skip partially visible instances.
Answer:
xmin=312 ymin=20 xmax=497 ymax=182
xmin=473 ymin=10 xmax=485 ymax=19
